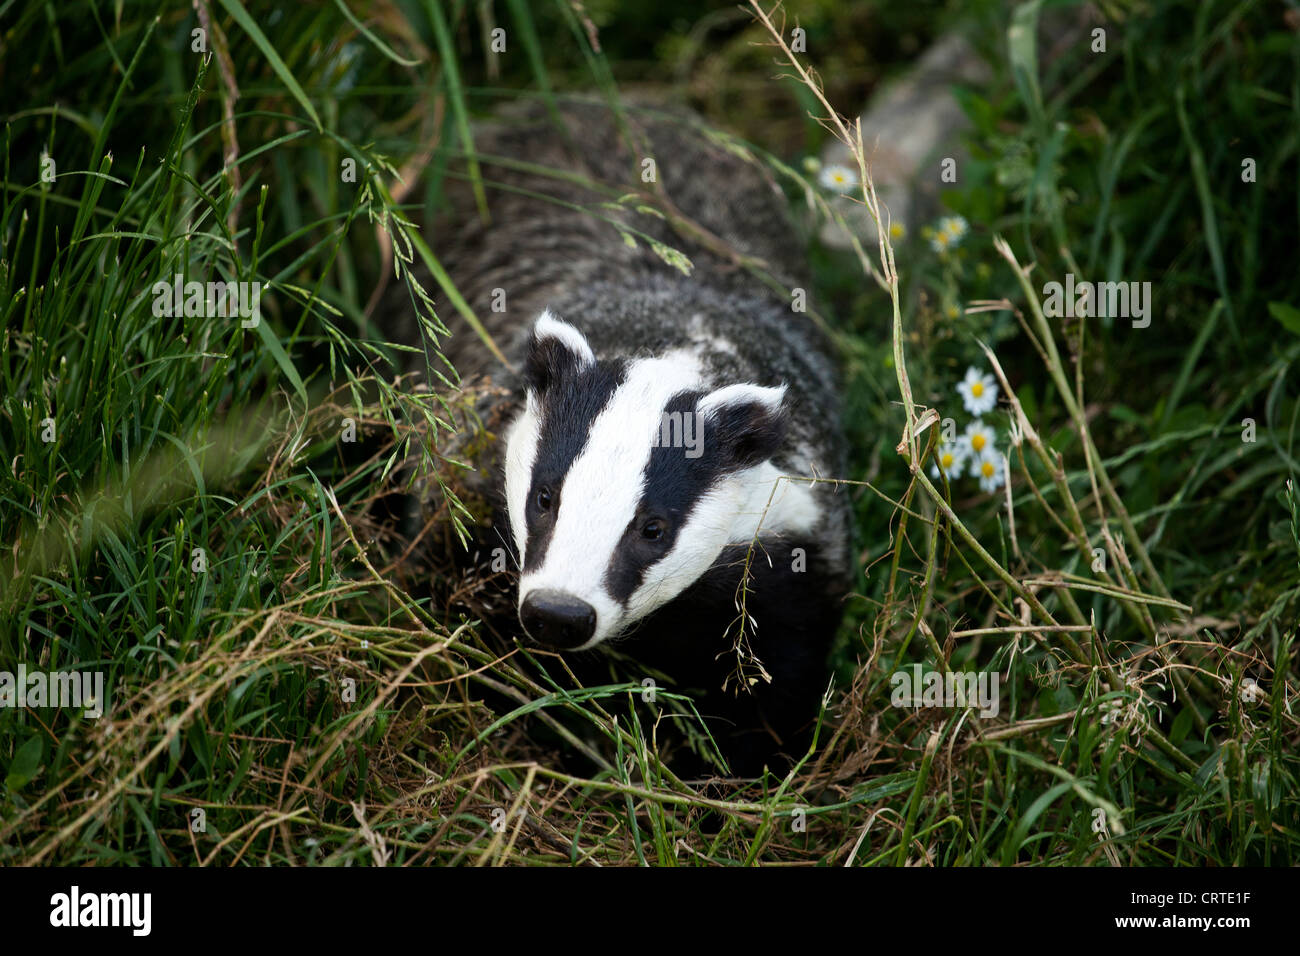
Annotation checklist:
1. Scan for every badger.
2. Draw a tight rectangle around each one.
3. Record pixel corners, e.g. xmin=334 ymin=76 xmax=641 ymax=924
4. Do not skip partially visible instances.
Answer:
xmin=404 ymin=100 xmax=853 ymax=775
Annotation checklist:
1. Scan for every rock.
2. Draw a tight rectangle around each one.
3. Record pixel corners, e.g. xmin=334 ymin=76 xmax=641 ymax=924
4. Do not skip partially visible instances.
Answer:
xmin=818 ymin=33 xmax=990 ymax=248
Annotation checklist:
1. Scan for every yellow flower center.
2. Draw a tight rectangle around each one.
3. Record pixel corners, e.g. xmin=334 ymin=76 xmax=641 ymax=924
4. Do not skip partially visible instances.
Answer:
xmin=972 ymin=434 xmax=986 ymax=452
xmin=941 ymin=452 xmax=954 ymax=468
xmin=971 ymin=382 xmax=984 ymax=397
xmin=982 ymin=461 xmax=995 ymax=478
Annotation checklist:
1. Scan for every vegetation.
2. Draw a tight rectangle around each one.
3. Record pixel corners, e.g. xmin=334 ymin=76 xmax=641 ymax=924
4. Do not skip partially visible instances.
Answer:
xmin=1 ymin=0 xmax=1297 ymax=865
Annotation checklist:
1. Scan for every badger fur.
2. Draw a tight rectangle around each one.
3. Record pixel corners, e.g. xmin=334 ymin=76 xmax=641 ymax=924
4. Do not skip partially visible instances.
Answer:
xmin=410 ymin=100 xmax=853 ymax=774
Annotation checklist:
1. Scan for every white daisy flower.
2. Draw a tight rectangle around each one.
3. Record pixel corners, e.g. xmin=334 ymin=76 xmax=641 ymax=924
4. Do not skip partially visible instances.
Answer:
xmin=939 ymin=215 xmax=969 ymax=245
xmin=973 ymin=449 xmax=1005 ymax=493
xmin=960 ymin=420 xmax=998 ymax=461
xmin=819 ymin=163 xmax=857 ymax=194
xmin=929 ymin=440 xmax=968 ymax=480
xmin=957 ymin=366 xmax=999 ymax=416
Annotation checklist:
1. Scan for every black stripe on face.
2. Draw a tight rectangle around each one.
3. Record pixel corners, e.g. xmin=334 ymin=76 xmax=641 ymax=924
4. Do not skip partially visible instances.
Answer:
xmin=521 ymin=359 xmax=626 ymax=571
xmin=602 ymin=385 xmax=790 ymax=608
xmin=603 ymin=390 xmax=728 ymax=604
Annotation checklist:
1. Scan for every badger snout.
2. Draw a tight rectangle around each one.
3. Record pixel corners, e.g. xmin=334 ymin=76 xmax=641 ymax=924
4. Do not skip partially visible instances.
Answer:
xmin=519 ymin=589 xmax=597 ymax=649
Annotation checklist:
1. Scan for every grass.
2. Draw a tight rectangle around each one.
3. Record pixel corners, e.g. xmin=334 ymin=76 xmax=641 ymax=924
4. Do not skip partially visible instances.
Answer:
xmin=1 ymin=0 xmax=1298 ymax=865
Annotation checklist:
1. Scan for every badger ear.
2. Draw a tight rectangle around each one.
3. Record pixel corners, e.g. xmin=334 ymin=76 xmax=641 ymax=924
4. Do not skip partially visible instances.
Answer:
xmin=523 ymin=310 xmax=596 ymax=395
xmin=697 ymin=383 xmax=789 ymax=469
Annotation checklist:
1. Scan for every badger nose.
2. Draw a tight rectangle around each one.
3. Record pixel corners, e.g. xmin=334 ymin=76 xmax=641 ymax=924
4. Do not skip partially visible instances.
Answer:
xmin=520 ymin=590 xmax=597 ymax=649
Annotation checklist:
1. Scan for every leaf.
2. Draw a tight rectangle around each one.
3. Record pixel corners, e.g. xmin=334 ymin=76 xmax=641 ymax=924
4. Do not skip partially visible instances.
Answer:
xmin=1267 ymin=301 xmax=1300 ymax=336
xmin=647 ymin=238 xmax=694 ymax=276
xmin=1170 ymin=705 xmax=1194 ymax=746
xmin=255 ymin=308 xmax=309 ymax=405
xmin=406 ymin=229 xmax=511 ymax=369
xmin=1008 ymin=1 xmax=1045 ymax=129
xmin=424 ymin=0 xmax=488 ymax=221
xmin=6 ymin=735 xmax=44 ymax=789
xmin=1108 ymin=403 xmax=1144 ymax=426
xmin=217 ymin=0 xmax=322 ymax=130
xmin=332 ymin=0 xmax=421 ymax=66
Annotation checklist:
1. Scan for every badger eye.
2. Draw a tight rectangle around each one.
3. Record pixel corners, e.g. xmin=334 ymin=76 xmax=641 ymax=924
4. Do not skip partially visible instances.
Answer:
xmin=640 ymin=519 xmax=667 ymax=541
xmin=535 ymin=487 xmax=553 ymax=512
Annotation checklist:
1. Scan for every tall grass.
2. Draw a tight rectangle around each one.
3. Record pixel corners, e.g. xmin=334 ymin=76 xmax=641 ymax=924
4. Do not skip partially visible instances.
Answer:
xmin=1 ymin=0 xmax=1297 ymax=865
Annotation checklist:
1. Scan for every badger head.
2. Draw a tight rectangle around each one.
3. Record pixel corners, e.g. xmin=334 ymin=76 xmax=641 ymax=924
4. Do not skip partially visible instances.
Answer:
xmin=502 ymin=311 xmax=819 ymax=651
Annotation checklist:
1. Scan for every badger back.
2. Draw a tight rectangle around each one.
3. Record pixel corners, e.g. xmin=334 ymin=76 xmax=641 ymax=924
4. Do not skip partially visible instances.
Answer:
xmin=430 ymin=102 xmax=808 ymax=365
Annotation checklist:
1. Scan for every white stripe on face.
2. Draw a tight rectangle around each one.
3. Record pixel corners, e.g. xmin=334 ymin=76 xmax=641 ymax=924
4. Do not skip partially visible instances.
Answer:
xmin=503 ymin=393 xmax=542 ymax=562
xmin=623 ymin=461 xmax=821 ymax=623
xmin=505 ymin=311 xmax=602 ymax=566
xmin=518 ymin=352 xmax=705 ymax=647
